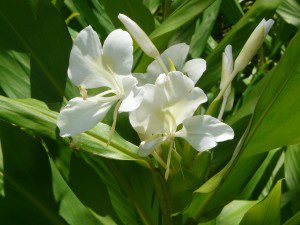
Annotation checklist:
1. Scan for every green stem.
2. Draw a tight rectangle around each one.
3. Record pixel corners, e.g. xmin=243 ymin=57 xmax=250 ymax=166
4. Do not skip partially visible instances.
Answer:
xmin=206 ymin=69 xmax=238 ymax=116
xmin=152 ymin=171 xmax=172 ymax=225
xmin=65 ymin=12 xmax=80 ymax=25
xmin=165 ymin=139 xmax=174 ymax=180
xmin=153 ymin=151 xmax=167 ymax=169
xmin=107 ymin=162 xmax=154 ymax=225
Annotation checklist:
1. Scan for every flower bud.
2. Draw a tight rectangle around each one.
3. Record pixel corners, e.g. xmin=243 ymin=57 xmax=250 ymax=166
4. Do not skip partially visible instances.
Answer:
xmin=218 ymin=45 xmax=233 ymax=120
xmin=234 ymin=19 xmax=274 ymax=73
xmin=118 ymin=14 xmax=160 ymax=59
xmin=221 ymin=45 xmax=233 ymax=95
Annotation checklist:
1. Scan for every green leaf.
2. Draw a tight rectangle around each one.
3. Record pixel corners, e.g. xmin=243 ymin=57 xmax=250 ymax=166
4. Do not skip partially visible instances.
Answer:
xmin=71 ymin=0 xmax=114 ymax=39
xmin=101 ymin=0 xmax=155 ymax=35
xmin=226 ymin=74 xmax=271 ymax=125
xmin=239 ymin=180 xmax=282 ymax=225
xmin=68 ymin=153 xmax=140 ymax=225
xmin=0 ymin=0 xmax=71 ymax=105
xmin=0 ymin=122 xmax=103 ymax=225
xmin=199 ymin=0 xmax=283 ymax=91
xmin=284 ymin=144 xmax=300 ymax=212
xmin=0 ymin=50 xmax=30 ymax=98
xmin=285 ymin=144 xmax=300 ymax=191
xmin=199 ymin=200 xmax=258 ymax=225
xmin=143 ymin=0 xmax=161 ymax=14
xmin=44 ymin=138 xmax=149 ymax=225
xmin=239 ymin=149 xmax=282 ymax=199
xmin=283 ymin=211 xmax=300 ymax=225
xmin=242 ymin=30 xmax=300 ymax=157
xmin=0 ymin=96 xmax=148 ymax=165
xmin=190 ymin=0 xmax=222 ymax=58
xmin=150 ymin=0 xmax=215 ymax=40
xmin=277 ymin=0 xmax=300 ymax=28
xmin=220 ymin=0 xmax=244 ymax=24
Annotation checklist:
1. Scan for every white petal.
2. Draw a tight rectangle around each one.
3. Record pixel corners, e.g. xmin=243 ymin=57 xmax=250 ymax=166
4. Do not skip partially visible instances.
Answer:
xmin=155 ymin=71 xmax=195 ymax=107
xmin=68 ymin=26 xmax=111 ymax=89
xmin=117 ymin=75 xmax=144 ymax=112
xmin=132 ymin=73 xmax=158 ymax=86
xmin=57 ymin=96 xmax=115 ymax=137
xmin=147 ymin=43 xmax=190 ymax=75
xmin=168 ymin=87 xmax=207 ymax=126
xmin=175 ymin=115 xmax=234 ymax=151
xmin=139 ymin=136 xmax=167 ymax=157
xmin=129 ymin=84 xmax=166 ymax=135
xmin=103 ymin=29 xmax=133 ymax=75
xmin=182 ymin=58 xmax=206 ymax=84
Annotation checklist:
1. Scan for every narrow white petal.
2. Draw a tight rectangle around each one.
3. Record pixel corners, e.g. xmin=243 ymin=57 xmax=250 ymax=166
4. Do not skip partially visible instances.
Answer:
xmin=68 ymin=26 xmax=105 ymax=88
xmin=103 ymin=29 xmax=133 ymax=75
xmin=182 ymin=58 xmax=206 ymax=84
xmin=147 ymin=43 xmax=190 ymax=75
xmin=57 ymin=96 xmax=116 ymax=137
xmin=175 ymin=115 xmax=234 ymax=151
xmin=139 ymin=136 xmax=167 ymax=157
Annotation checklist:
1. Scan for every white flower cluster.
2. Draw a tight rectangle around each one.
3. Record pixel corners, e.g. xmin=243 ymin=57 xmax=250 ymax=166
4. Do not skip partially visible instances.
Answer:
xmin=57 ymin=14 xmax=273 ymax=159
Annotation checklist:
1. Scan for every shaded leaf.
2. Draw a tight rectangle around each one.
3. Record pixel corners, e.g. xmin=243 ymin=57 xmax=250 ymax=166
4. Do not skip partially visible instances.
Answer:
xmin=277 ymin=0 xmax=300 ymax=28
xmin=0 ymin=0 xmax=72 ymax=105
xmin=239 ymin=180 xmax=282 ymax=225
xmin=0 ymin=96 xmax=148 ymax=165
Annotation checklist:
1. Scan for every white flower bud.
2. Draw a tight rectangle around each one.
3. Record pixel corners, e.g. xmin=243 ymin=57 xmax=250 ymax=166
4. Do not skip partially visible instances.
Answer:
xmin=234 ymin=19 xmax=274 ymax=73
xmin=118 ymin=13 xmax=160 ymax=59
xmin=221 ymin=45 xmax=233 ymax=94
xmin=218 ymin=45 xmax=233 ymax=120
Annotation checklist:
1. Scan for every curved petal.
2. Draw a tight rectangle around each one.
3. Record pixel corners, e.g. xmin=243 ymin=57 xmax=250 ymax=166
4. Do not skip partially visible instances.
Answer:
xmin=129 ymin=84 xmax=166 ymax=135
xmin=147 ymin=43 xmax=190 ymax=75
xmin=155 ymin=71 xmax=195 ymax=107
xmin=57 ymin=96 xmax=115 ymax=137
xmin=175 ymin=115 xmax=234 ymax=151
xmin=118 ymin=75 xmax=144 ymax=112
xmin=168 ymin=87 xmax=207 ymax=126
xmin=68 ymin=26 xmax=111 ymax=89
xmin=103 ymin=29 xmax=133 ymax=75
xmin=139 ymin=136 xmax=167 ymax=157
xmin=182 ymin=58 xmax=206 ymax=84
